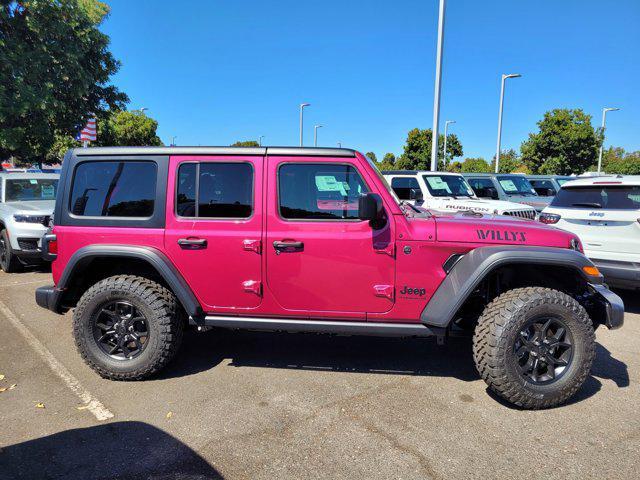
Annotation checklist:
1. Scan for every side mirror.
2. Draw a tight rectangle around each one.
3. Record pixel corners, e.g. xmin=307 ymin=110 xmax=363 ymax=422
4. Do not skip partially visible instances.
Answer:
xmin=486 ymin=187 xmax=499 ymax=200
xmin=409 ymin=188 xmax=423 ymax=202
xmin=358 ymin=193 xmax=385 ymax=227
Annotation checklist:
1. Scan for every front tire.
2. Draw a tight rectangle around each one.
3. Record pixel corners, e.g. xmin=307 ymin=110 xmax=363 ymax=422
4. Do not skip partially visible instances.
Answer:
xmin=73 ymin=275 xmax=184 ymax=380
xmin=473 ymin=287 xmax=595 ymax=409
xmin=0 ymin=229 xmax=22 ymax=273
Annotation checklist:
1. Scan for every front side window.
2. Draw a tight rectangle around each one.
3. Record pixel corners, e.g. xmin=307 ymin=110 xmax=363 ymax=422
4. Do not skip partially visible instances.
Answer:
xmin=530 ymin=180 xmax=556 ymax=196
xmin=391 ymin=177 xmax=420 ymax=200
xmin=422 ymin=175 xmax=474 ymax=197
xmin=70 ymin=161 xmax=156 ymax=217
xmin=497 ymin=175 xmax=537 ymax=196
xmin=279 ymin=163 xmax=369 ymax=220
xmin=467 ymin=178 xmax=495 ymax=197
xmin=5 ymin=178 xmax=59 ymax=202
xmin=551 ymin=186 xmax=640 ymax=210
xmin=176 ymin=162 xmax=253 ymax=218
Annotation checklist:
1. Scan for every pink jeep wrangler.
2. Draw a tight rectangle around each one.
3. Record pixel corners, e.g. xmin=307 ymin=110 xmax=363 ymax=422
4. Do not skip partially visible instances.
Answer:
xmin=36 ymin=147 xmax=624 ymax=408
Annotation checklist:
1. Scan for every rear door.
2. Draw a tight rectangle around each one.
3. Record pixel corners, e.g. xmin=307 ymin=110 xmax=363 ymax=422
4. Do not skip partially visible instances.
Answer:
xmin=265 ymin=156 xmax=396 ymax=317
xmin=164 ymin=155 xmax=263 ymax=311
xmin=550 ymin=184 xmax=640 ymax=255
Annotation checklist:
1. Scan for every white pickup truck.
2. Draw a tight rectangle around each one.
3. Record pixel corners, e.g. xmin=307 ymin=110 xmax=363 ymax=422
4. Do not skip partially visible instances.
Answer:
xmin=383 ymin=170 xmax=537 ymax=220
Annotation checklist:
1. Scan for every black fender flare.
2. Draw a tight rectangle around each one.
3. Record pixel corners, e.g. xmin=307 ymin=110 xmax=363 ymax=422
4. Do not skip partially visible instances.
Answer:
xmin=55 ymin=245 xmax=202 ymax=318
xmin=420 ymin=245 xmax=604 ymax=329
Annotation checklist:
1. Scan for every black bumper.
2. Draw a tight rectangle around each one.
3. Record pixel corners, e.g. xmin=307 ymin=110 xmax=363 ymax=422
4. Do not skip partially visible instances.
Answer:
xmin=35 ymin=285 xmax=64 ymax=314
xmin=589 ymin=283 xmax=624 ymax=330
xmin=592 ymin=258 xmax=640 ymax=290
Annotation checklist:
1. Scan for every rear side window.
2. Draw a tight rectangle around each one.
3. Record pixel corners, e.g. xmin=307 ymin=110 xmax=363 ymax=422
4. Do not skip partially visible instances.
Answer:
xmin=176 ymin=162 xmax=253 ymax=218
xmin=70 ymin=161 xmax=156 ymax=217
xmin=391 ymin=177 xmax=420 ymax=200
xmin=467 ymin=178 xmax=495 ymax=195
xmin=279 ymin=163 xmax=368 ymax=220
xmin=551 ymin=186 xmax=640 ymax=210
xmin=530 ymin=180 xmax=556 ymax=196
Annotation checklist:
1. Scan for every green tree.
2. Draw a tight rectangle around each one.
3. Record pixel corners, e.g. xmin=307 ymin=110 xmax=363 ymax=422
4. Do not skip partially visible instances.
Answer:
xmin=376 ymin=152 xmax=396 ymax=171
xmin=520 ymin=109 xmax=600 ymax=175
xmin=460 ymin=157 xmax=492 ymax=173
xmin=97 ymin=111 xmax=162 ymax=147
xmin=365 ymin=152 xmax=378 ymax=163
xmin=231 ymin=140 xmax=260 ymax=147
xmin=447 ymin=161 xmax=463 ymax=173
xmin=602 ymin=147 xmax=640 ymax=175
xmin=491 ymin=149 xmax=524 ymax=173
xmin=398 ymin=128 xmax=463 ymax=170
xmin=45 ymin=133 xmax=81 ymax=163
xmin=0 ymin=0 xmax=128 ymax=165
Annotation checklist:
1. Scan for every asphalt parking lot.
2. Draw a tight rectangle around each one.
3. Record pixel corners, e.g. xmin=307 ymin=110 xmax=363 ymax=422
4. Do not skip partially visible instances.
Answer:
xmin=0 ymin=269 xmax=638 ymax=480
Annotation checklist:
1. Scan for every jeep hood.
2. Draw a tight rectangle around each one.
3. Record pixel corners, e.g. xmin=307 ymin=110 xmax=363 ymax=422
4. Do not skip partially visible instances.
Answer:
xmin=433 ymin=213 xmax=575 ymax=248
xmin=2 ymin=200 xmax=55 ymax=215
xmin=424 ymin=197 xmax=535 ymax=214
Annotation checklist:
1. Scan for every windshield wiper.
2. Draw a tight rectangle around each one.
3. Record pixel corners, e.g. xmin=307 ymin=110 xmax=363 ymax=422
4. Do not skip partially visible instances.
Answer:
xmin=571 ymin=202 xmax=602 ymax=208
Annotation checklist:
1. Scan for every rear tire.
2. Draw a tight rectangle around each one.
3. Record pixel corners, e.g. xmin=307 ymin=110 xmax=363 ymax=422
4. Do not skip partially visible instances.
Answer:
xmin=0 ymin=229 xmax=22 ymax=273
xmin=473 ymin=287 xmax=595 ymax=409
xmin=73 ymin=275 xmax=184 ymax=380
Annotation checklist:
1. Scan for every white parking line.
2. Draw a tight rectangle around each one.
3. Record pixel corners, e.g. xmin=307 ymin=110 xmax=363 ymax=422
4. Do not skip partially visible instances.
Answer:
xmin=0 ymin=299 xmax=114 ymax=421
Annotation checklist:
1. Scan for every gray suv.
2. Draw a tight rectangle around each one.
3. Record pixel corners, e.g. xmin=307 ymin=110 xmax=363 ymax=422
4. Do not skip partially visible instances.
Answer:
xmin=0 ymin=173 xmax=59 ymax=272
xmin=463 ymin=173 xmax=552 ymax=212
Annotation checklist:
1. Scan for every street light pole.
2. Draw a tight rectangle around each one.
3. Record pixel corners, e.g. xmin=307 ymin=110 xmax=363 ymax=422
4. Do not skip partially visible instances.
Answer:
xmin=495 ymin=73 xmax=522 ymax=173
xmin=597 ymin=107 xmax=620 ymax=173
xmin=337 ymin=142 xmax=342 ymax=148
xmin=430 ymin=0 xmax=446 ymax=172
xmin=258 ymin=135 xmax=264 ymax=146
xmin=171 ymin=136 xmax=177 ymax=146
xmin=443 ymin=120 xmax=455 ymax=168
xmin=314 ymin=125 xmax=323 ymax=147
xmin=299 ymin=103 xmax=310 ymax=146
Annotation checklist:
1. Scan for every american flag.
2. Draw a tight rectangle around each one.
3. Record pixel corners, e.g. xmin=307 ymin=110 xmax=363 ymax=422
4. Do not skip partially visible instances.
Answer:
xmin=78 ymin=117 xmax=97 ymax=142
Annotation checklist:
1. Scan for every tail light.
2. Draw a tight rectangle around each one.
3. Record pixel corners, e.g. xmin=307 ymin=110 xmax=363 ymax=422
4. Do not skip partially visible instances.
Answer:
xmin=539 ymin=212 xmax=561 ymax=224
xmin=48 ymin=237 xmax=58 ymax=255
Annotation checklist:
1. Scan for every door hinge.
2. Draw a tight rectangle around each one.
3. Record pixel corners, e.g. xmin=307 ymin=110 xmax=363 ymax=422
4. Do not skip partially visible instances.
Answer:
xmin=374 ymin=242 xmax=395 ymax=257
xmin=243 ymin=239 xmax=261 ymax=254
xmin=373 ymin=284 xmax=394 ymax=300
xmin=242 ymin=280 xmax=262 ymax=296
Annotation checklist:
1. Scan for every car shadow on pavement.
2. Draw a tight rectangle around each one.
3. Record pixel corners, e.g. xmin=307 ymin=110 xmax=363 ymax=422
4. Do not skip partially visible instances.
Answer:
xmin=487 ymin=342 xmax=629 ymax=409
xmin=161 ymin=329 xmax=479 ymax=382
xmin=0 ymin=421 xmax=223 ymax=480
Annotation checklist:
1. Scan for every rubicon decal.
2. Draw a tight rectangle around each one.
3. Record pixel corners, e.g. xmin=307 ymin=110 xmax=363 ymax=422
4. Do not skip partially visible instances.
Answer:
xmin=476 ymin=229 xmax=527 ymax=242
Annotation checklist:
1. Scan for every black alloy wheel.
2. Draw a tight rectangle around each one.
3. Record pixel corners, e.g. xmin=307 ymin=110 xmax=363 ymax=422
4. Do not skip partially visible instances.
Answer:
xmin=514 ymin=316 xmax=574 ymax=385
xmin=93 ymin=301 xmax=149 ymax=360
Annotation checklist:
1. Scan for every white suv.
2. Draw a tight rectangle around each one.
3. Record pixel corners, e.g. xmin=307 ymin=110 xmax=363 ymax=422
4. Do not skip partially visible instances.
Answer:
xmin=540 ymin=175 xmax=640 ymax=289
xmin=383 ymin=170 xmax=536 ymax=220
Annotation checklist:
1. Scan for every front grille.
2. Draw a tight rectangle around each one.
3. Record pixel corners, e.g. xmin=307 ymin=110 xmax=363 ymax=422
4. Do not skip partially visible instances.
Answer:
xmin=17 ymin=238 xmax=39 ymax=251
xmin=503 ymin=209 xmax=536 ymax=220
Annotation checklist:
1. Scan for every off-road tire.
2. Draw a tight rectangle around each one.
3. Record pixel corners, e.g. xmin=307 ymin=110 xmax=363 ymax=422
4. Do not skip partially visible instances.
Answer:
xmin=0 ymin=229 xmax=22 ymax=273
xmin=473 ymin=287 xmax=595 ymax=409
xmin=73 ymin=275 xmax=184 ymax=380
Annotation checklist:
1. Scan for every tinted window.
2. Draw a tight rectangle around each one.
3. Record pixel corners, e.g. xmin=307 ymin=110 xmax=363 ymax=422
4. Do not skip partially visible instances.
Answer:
xmin=279 ymin=164 xmax=369 ymax=220
xmin=177 ymin=162 xmax=253 ymax=218
xmin=5 ymin=178 xmax=58 ymax=202
xmin=422 ymin=175 xmax=474 ymax=197
xmin=530 ymin=180 xmax=556 ymax=196
xmin=551 ymin=186 xmax=640 ymax=210
xmin=70 ymin=162 xmax=156 ymax=217
xmin=391 ymin=177 xmax=420 ymax=200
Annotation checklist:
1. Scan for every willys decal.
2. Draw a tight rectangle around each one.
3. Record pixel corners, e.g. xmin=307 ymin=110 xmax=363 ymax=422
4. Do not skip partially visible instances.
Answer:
xmin=476 ymin=229 xmax=527 ymax=242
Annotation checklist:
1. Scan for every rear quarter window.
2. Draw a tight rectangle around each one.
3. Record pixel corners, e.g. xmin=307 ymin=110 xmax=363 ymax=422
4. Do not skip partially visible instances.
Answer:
xmin=551 ymin=185 xmax=640 ymax=210
xmin=70 ymin=161 xmax=157 ymax=217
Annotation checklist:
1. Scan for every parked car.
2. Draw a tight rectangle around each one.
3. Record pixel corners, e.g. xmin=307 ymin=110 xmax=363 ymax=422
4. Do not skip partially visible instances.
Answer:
xmin=383 ymin=170 xmax=536 ymax=219
xmin=539 ymin=175 xmax=640 ymax=289
xmin=0 ymin=172 xmax=59 ymax=272
xmin=35 ymin=147 xmax=623 ymax=409
xmin=464 ymin=173 xmax=551 ymax=212
xmin=526 ymin=175 xmax=575 ymax=197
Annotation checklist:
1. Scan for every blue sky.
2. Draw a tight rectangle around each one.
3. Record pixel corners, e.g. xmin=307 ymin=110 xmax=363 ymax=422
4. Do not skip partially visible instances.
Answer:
xmin=102 ymin=0 xmax=639 ymax=160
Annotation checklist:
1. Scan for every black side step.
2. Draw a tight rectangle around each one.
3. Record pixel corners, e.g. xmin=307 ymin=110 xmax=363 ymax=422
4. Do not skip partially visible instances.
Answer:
xmin=193 ymin=315 xmax=438 ymax=338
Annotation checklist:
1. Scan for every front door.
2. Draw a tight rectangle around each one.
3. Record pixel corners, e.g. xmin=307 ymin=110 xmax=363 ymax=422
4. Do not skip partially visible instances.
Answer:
xmin=164 ymin=155 xmax=263 ymax=311
xmin=265 ymin=156 xmax=395 ymax=317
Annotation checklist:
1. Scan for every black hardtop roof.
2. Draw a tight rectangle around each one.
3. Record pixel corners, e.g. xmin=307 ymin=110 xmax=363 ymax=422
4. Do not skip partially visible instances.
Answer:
xmin=71 ymin=146 xmax=357 ymax=157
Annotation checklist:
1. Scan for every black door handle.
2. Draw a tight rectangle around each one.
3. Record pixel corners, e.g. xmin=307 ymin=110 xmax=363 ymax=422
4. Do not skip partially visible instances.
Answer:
xmin=273 ymin=240 xmax=304 ymax=253
xmin=178 ymin=238 xmax=208 ymax=249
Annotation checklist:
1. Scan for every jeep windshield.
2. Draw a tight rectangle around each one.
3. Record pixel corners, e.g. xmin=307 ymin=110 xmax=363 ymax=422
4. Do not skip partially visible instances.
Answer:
xmin=422 ymin=175 xmax=474 ymax=198
xmin=5 ymin=178 xmax=58 ymax=202
xmin=497 ymin=176 xmax=537 ymax=196
xmin=551 ymin=185 xmax=640 ymax=210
